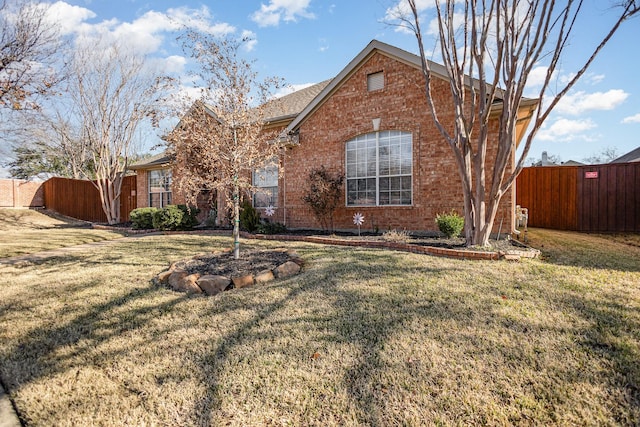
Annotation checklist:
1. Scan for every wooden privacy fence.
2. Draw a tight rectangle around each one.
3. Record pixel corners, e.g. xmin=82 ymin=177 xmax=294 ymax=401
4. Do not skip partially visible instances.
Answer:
xmin=43 ymin=176 xmax=137 ymax=223
xmin=516 ymin=163 xmax=640 ymax=232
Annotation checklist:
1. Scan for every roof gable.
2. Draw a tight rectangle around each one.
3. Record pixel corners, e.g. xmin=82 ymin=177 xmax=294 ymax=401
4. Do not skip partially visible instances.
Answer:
xmin=284 ymin=40 xmax=443 ymax=133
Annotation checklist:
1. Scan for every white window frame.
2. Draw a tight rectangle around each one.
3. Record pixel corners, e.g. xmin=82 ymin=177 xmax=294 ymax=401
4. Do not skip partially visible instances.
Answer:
xmin=345 ymin=130 xmax=412 ymax=207
xmin=252 ymin=162 xmax=279 ymax=208
xmin=148 ymin=169 xmax=172 ymax=208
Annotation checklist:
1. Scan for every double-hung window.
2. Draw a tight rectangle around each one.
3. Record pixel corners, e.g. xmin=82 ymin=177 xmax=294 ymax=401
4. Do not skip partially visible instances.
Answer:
xmin=253 ymin=163 xmax=279 ymax=208
xmin=346 ymin=130 xmax=412 ymax=206
xmin=149 ymin=169 xmax=172 ymax=208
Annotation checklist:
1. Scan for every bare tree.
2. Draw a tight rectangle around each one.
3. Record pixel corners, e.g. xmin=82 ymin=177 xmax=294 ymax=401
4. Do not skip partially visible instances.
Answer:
xmin=397 ymin=0 xmax=639 ymax=246
xmin=166 ymin=32 xmax=285 ymax=259
xmin=5 ymin=109 xmax=92 ymax=179
xmin=54 ymin=40 xmax=171 ymax=224
xmin=583 ymin=146 xmax=619 ymax=164
xmin=0 ymin=0 xmax=60 ymax=110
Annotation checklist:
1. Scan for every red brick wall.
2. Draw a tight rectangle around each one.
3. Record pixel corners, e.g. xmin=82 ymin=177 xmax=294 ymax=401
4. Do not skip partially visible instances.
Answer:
xmin=0 ymin=179 xmax=45 ymax=208
xmin=134 ymin=170 xmax=149 ymax=209
xmin=280 ymin=51 xmax=514 ymax=234
xmin=160 ymin=51 xmax=515 ymax=235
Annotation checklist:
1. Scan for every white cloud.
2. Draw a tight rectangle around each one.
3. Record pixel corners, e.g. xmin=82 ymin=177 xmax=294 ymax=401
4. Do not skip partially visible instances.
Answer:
xmin=162 ymin=55 xmax=187 ymax=74
xmin=45 ymin=1 xmax=96 ymax=35
xmin=527 ymin=65 xmax=555 ymax=87
xmin=622 ymin=113 xmax=640 ymax=124
xmin=241 ymin=30 xmax=258 ymax=52
xmin=555 ymin=89 xmax=628 ymax=116
xmin=43 ymin=3 xmax=236 ymax=56
xmin=251 ymin=0 xmax=315 ymax=27
xmin=536 ymin=117 xmax=597 ymax=142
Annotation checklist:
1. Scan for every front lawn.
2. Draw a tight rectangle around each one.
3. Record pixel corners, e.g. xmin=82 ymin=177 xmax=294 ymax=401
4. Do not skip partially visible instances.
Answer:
xmin=0 ymin=209 xmax=123 ymax=258
xmin=0 ymin=228 xmax=638 ymax=425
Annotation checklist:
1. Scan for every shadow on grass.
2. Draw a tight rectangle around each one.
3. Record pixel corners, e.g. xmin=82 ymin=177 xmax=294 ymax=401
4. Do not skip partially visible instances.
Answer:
xmin=189 ymin=246 xmax=455 ymax=425
xmin=562 ymin=292 xmax=640 ymax=423
xmin=0 ymin=281 xmax=192 ymax=424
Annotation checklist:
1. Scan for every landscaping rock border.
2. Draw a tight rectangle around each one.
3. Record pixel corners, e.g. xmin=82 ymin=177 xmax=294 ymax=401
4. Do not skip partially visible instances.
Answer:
xmin=154 ymin=248 xmax=303 ymax=296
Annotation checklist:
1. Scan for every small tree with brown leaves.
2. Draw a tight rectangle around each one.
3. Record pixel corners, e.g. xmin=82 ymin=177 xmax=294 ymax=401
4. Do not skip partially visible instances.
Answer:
xmin=167 ymin=32 xmax=285 ymax=259
xmin=393 ymin=0 xmax=639 ymax=246
xmin=302 ymin=166 xmax=344 ymax=232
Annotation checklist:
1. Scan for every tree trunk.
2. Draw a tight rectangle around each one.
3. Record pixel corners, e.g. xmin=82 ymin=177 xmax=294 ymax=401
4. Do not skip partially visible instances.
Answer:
xmin=94 ymin=177 xmax=122 ymax=225
xmin=232 ymin=183 xmax=240 ymax=260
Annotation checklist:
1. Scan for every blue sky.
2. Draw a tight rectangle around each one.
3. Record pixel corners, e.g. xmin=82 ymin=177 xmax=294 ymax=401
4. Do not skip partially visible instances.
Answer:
xmin=11 ymin=1 xmax=640 ymax=165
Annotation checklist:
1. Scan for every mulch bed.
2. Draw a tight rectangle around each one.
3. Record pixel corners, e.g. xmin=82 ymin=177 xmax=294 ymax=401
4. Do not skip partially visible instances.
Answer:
xmin=177 ymin=249 xmax=294 ymax=278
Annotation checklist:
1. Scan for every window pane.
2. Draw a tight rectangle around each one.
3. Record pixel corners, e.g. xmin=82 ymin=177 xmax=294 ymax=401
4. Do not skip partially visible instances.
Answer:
xmin=379 ymin=177 xmax=389 ymax=191
xmin=254 ymin=187 xmax=278 ymax=207
xmin=401 ymin=176 xmax=411 ymax=190
xmin=150 ymin=193 xmax=161 ymax=208
xmin=253 ymin=165 xmax=278 ymax=188
xmin=401 ymin=191 xmax=412 ymax=205
xmin=345 ymin=131 xmax=411 ymax=206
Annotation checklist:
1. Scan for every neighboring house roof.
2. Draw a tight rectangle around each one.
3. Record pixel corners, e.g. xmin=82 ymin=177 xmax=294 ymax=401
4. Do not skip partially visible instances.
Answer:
xmin=284 ymin=39 xmax=538 ymax=146
xmin=610 ymin=146 xmax=640 ymax=163
xmin=262 ymin=79 xmax=332 ymax=125
xmin=128 ymin=152 xmax=172 ymax=170
xmin=561 ymin=160 xmax=585 ymax=166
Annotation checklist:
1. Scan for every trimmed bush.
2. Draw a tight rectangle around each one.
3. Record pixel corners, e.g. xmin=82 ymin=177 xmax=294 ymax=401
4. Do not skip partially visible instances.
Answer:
xmin=257 ymin=221 xmax=287 ymax=235
xmin=177 ymin=205 xmax=200 ymax=229
xmin=152 ymin=205 xmax=184 ymax=231
xmin=151 ymin=205 xmax=200 ymax=231
xmin=130 ymin=207 xmax=159 ymax=229
xmin=239 ymin=201 xmax=260 ymax=233
xmin=436 ymin=211 xmax=465 ymax=238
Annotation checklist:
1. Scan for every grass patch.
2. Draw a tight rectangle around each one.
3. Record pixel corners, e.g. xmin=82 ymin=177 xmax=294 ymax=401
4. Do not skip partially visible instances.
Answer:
xmin=0 ymin=228 xmax=638 ymax=425
xmin=0 ymin=209 xmax=122 ymax=258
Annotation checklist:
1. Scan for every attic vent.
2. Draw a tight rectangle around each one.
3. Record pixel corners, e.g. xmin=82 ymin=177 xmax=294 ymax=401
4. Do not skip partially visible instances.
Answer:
xmin=367 ymin=71 xmax=384 ymax=92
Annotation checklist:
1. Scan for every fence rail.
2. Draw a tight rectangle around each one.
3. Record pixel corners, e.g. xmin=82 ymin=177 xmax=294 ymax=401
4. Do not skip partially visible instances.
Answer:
xmin=516 ymin=163 xmax=640 ymax=232
xmin=43 ymin=176 xmax=137 ymax=223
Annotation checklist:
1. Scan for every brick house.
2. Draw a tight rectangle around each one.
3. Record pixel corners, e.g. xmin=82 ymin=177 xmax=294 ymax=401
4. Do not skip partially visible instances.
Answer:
xmin=131 ymin=40 xmax=537 ymax=234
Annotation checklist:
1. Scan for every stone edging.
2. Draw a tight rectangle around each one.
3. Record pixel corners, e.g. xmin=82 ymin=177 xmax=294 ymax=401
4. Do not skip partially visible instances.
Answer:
xmin=153 ymin=248 xmax=304 ymax=296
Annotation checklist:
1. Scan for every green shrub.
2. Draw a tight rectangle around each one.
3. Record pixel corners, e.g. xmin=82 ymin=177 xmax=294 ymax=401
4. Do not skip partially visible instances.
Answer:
xmin=239 ymin=201 xmax=260 ymax=233
xmin=151 ymin=205 xmax=200 ymax=231
xmin=130 ymin=207 xmax=159 ymax=229
xmin=152 ymin=205 xmax=184 ymax=231
xmin=436 ymin=211 xmax=465 ymax=238
xmin=177 ymin=205 xmax=200 ymax=229
xmin=257 ymin=221 xmax=287 ymax=235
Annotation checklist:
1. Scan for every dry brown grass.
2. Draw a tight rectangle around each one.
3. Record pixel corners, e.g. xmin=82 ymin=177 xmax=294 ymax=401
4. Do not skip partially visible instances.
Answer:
xmin=0 ymin=226 xmax=638 ymax=426
xmin=0 ymin=209 xmax=122 ymax=258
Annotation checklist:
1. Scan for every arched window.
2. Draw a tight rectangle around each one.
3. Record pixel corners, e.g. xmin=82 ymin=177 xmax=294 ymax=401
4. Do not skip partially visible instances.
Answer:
xmin=346 ymin=130 xmax=412 ymax=206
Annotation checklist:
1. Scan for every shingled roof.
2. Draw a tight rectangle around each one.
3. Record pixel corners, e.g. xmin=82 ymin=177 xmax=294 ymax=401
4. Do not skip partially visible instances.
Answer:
xmin=611 ymin=146 xmax=640 ymax=163
xmin=128 ymin=152 xmax=172 ymax=170
xmin=262 ymin=79 xmax=332 ymax=125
